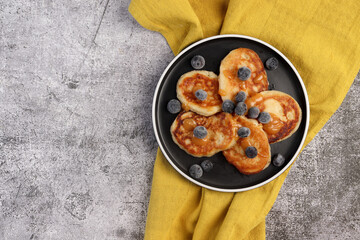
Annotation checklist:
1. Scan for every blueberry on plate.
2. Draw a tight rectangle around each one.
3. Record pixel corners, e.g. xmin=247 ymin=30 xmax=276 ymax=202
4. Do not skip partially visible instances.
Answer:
xmin=238 ymin=66 xmax=251 ymax=81
xmin=265 ymin=57 xmax=279 ymax=70
xmin=235 ymin=102 xmax=247 ymax=116
xmin=258 ymin=112 xmax=271 ymax=124
xmin=189 ymin=164 xmax=203 ymax=178
xmin=272 ymin=153 xmax=285 ymax=167
xmin=201 ymin=160 xmax=213 ymax=172
xmin=235 ymin=91 xmax=247 ymax=102
xmin=245 ymin=146 xmax=258 ymax=158
xmin=237 ymin=127 xmax=250 ymax=138
xmin=191 ymin=55 xmax=205 ymax=69
xmin=248 ymin=106 xmax=260 ymax=119
xmin=195 ymin=89 xmax=207 ymax=101
xmin=222 ymin=100 xmax=235 ymax=113
xmin=167 ymin=99 xmax=181 ymax=114
xmin=193 ymin=126 xmax=207 ymax=139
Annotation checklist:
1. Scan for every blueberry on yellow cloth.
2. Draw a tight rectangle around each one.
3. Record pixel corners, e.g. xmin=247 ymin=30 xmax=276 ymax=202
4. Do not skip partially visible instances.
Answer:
xmin=129 ymin=0 xmax=360 ymax=239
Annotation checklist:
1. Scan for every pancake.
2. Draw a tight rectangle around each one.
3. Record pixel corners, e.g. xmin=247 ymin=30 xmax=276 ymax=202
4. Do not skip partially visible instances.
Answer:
xmin=170 ymin=111 xmax=237 ymax=157
xmin=177 ymin=70 xmax=222 ymax=116
xmin=245 ymin=90 xmax=302 ymax=143
xmin=218 ymin=48 xmax=268 ymax=101
xmin=223 ymin=116 xmax=271 ymax=175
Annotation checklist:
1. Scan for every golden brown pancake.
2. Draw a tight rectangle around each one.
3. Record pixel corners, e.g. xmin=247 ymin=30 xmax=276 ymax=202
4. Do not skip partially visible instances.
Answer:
xmin=223 ymin=116 xmax=271 ymax=175
xmin=177 ymin=71 xmax=222 ymax=116
xmin=245 ymin=90 xmax=302 ymax=143
xmin=170 ymin=111 xmax=237 ymax=157
xmin=218 ymin=48 xmax=268 ymax=101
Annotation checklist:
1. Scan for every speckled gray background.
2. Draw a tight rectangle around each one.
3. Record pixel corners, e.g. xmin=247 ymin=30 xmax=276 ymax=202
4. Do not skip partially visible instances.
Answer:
xmin=0 ymin=1 xmax=359 ymax=239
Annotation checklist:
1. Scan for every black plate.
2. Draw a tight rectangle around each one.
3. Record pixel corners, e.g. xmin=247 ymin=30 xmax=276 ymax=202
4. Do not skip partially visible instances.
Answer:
xmin=152 ymin=35 xmax=309 ymax=192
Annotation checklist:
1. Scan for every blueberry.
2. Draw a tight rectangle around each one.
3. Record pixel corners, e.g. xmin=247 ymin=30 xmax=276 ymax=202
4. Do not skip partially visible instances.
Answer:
xmin=237 ymin=66 xmax=251 ymax=81
xmin=272 ymin=153 xmax=285 ymax=167
xmin=235 ymin=102 xmax=247 ymax=116
xmin=222 ymin=100 xmax=235 ymax=113
xmin=248 ymin=107 xmax=260 ymax=119
xmin=265 ymin=57 xmax=279 ymax=70
xmin=191 ymin=55 xmax=205 ymax=69
xmin=235 ymin=91 xmax=247 ymax=102
xmin=258 ymin=112 xmax=271 ymax=124
xmin=268 ymin=83 xmax=275 ymax=90
xmin=195 ymin=89 xmax=207 ymax=101
xmin=201 ymin=160 xmax=213 ymax=172
xmin=189 ymin=164 xmax=203 ymax=178
xmin=237 ymin=127 xmax=250 ymax=138
xmin=193 ymin=126 xmax=207 ymax=139
xmin=167 ymin=99 xmax=181 ymax=114
xmin=245 ymin=146 xmax=258 ymax=158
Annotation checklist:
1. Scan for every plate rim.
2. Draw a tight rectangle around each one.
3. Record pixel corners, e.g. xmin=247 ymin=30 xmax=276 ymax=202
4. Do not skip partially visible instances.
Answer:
xmin=152 ymin=34 xmax=310 ymax=192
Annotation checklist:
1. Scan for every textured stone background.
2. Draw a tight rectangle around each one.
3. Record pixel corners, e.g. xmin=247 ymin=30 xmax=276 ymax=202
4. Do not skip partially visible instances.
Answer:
xmin=0 ymin=1 xmax=359 ymax=239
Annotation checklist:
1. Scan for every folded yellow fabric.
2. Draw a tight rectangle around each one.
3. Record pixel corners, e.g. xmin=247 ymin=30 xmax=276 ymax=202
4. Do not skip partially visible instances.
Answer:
xmin=129 ymin=0 xmax=360 ymax=239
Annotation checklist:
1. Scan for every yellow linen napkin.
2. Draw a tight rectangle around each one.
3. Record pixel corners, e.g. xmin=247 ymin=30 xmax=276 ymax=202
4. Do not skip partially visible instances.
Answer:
xmin=129 ymin=0 xmax=360 ymax=239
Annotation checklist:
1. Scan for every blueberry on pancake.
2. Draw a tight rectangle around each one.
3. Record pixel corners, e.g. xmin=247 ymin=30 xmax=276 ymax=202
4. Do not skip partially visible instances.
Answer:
xmin=195 ymin=89 xmax=207 ymax=101
xmin=258 ymin=112 xmax=271 ymax=124
xmin=237 ymin=127 xmax=250 ymax=138
xmin=222 ymin=100 xmax=235 ymax=113
xmin=235 ymin=102 xmax=247 ymax=116
xmin=248 ymin=106 xmax=260 ymax=119
xmin=238 ymin=66 xmax=251 ymax=81
xmin=245 ymin=146 xmax=258 ymax=158
xmin=235 ymin=91 xmax=247 ymax=102
xmin=193 ymin=126 xmax=207 ymax=139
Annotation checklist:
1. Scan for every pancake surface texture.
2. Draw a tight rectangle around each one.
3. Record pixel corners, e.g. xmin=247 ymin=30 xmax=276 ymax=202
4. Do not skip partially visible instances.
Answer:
xmin=177 ymin=70 xmax=222 ymax=116
xmin=171 ymin=111 xmax=237 ymax=157
xmin=219 ymin=48 xmax=268 ymax=101
xmin=245 ymin=90 xmax=302 ymax=143
xmin=223 ymin=116 xmax=271 ymax=175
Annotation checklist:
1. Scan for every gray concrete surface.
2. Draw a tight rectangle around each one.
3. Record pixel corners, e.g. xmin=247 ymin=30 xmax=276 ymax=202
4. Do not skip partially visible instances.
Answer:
xmin=0 ymin=1 xmax=359 ymax=239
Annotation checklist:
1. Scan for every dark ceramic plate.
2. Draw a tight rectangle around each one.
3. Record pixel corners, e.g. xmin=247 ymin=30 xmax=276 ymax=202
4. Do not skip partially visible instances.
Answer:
xmin=152 ymin=35 xmax=309 ymax=192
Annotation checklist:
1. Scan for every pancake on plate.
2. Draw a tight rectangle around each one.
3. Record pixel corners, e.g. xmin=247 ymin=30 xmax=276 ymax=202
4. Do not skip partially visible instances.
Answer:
xmin=223 ymin=116 xmax=271 ymax=175
xmin=245 ymin=90 xmax=302 ymax=143
xmin=218 ymin=48 xmax=268 ymax=101
xmin=177 ymin=70 xmax=222 ymax=116
xmin=171 ymin=111 xmax=237 ymax=157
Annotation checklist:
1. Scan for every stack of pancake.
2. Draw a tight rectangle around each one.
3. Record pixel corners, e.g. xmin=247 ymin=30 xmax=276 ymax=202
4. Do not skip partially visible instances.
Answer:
xmin=171 ymin=48 xmax=302 ymax=175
